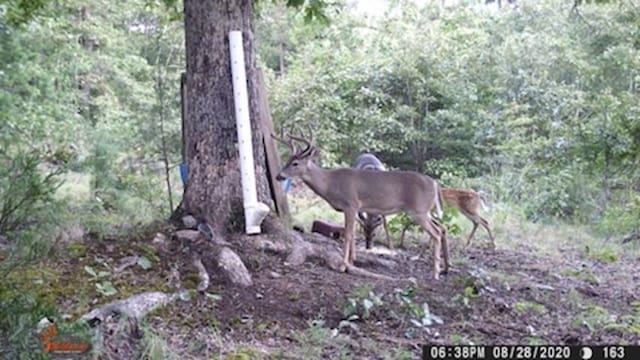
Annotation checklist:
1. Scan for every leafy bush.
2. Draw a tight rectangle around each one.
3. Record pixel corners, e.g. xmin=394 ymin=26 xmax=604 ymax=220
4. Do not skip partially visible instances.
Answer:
xmin=521 ymin=167 xmax=597 ymax=223
xmin=596 ymin=194 xmax=640 ymax=237
xmin=0 ymin=151 xmax=64 ymax=235
xmin=387 ymin=209 xmax=461 ymax=246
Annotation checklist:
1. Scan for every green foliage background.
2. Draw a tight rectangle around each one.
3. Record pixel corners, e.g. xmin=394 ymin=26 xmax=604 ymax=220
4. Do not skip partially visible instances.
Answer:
xmin=0 ymin=0 xmax=638 ymax=243
xmin=261 ymin=0 xmax=639 ymax=231
xmin=0 ymin=0 xmax=638 ymax=255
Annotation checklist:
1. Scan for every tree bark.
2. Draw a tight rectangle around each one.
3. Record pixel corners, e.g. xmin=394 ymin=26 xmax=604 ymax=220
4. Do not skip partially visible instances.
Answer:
xmin=182 ymin=0 xmax=272 ymax=235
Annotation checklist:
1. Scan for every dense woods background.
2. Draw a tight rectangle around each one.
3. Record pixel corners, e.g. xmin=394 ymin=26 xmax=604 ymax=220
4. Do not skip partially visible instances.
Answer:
xmin=2 ymin=0 xmax=638 ymax=244
xmin=1 ymin=0 xmax=639 ymax=357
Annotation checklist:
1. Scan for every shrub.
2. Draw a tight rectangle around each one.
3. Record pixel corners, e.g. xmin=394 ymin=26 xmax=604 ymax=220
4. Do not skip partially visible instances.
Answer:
xmin=0 ymin=150 xmax=65 ymax=235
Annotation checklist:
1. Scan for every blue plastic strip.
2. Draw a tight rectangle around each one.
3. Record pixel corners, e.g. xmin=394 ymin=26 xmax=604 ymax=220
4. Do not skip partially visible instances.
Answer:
xmin=283 ymin=178 xmax=292 ymax=193
xmin=180 ymin=162 xmax=188 ymax=185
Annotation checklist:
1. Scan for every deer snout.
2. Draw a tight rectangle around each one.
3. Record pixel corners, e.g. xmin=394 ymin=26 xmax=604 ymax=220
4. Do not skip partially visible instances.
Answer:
xmin=275 ymin=173 xmax=287 ymax=181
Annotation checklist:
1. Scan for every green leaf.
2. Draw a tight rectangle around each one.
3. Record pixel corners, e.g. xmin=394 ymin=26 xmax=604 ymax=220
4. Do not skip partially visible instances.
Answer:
xmin=363 ymin=298 xmax=373 ymax=312
xmin=84 ymin=266 xmax=97 ymax=278
xmin=137 ymin=256 xmax=152 ymax=270
xmin=96 ymin=281 xmax=118 ymax=296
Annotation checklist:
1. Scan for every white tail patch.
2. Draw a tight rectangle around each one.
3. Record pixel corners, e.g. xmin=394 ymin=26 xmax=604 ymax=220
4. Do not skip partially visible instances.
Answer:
xmin=434 ymin=184 xmax=444 ymax=218
xmin=478 ymin=190 xmax=489 ymax=211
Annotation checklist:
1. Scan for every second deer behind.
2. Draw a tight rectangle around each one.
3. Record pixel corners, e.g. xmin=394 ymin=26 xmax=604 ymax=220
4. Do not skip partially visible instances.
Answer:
xmin=353 ymin=153 xmax=393 ymax=250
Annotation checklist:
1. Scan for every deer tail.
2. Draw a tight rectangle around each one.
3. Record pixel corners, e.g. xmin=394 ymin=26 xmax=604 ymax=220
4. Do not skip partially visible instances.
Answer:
xmin=478 ymin=190 xmax=489 ymax=211
xmin=434 ymin=182 xmax=444 ymax=218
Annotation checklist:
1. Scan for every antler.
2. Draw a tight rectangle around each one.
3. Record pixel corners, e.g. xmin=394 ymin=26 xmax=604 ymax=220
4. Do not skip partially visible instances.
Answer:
xmin=287 ymin=124 xmax=314 ymax=155
xmin=271 ymin=126 xmax=296 ymax=154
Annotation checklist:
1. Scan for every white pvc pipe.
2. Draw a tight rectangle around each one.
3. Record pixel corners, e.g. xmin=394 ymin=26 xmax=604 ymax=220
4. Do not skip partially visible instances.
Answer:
xmin=229 ymin=30 xmax=270 ymax=234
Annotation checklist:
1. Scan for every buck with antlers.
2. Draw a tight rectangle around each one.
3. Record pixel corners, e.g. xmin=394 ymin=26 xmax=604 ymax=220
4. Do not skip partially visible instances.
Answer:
xmin=441 ymin=188 xmax=495 ymax=249
xmin=272 ymin=129 xmax=449 ymax=279
xmin=353 ymin=153 xmax=392 ymax=250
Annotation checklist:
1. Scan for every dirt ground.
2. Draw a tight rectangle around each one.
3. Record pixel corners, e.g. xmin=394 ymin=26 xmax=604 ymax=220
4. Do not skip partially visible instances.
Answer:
xmin=25 ymin=218 xmax=635 ymax=359
xmin=9 ymin=217 xmax=639 ymax=359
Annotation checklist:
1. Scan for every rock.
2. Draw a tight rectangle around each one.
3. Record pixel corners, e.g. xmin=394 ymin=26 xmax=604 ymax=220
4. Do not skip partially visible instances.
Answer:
xmin=175 ymin=229 xmax=200 ymax=242
xmin=182 ymin=215 xmax=198 ymax=229
xmin=197 ymin=223 xmax=214 ymax=240
xmin=269 ymin=271 xmax=282 ymax=279
xmin=152 ymin=232 xmax=166 ymax=244
xmin=218 ymin=247 xmax=253 ymax=287
xmin=115 ymin=256 xmax=139 ymax=273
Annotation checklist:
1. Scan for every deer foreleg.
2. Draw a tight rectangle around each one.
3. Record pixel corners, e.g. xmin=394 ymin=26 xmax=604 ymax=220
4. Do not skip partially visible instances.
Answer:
xmin=344 ymin=210 xmax=357 ymax=265
xmin=431 ymin=233 xmax=442 ymax=280
xmin=342 ymin=219 xmax=351 ymax=266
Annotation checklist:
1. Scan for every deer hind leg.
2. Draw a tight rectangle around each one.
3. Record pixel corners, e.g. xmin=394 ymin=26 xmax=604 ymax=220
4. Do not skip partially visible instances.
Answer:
xmin=459 ymin=209 xmax=479 ymax=248
xmin=413 ymin=213 xmax=444 ymax=280
xmin=434 ymin=218 xmax=449 ymax=273
xmin=478 ymin=216 xmax=496 ymax=249
xmin=466 ymin=222 xmax=480 ymax=248
xmin=463 ymin=210 xmax=494 ymax=249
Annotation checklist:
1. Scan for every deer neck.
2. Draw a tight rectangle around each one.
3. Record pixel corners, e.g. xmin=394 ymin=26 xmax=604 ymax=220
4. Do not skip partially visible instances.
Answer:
xmin=300 ymin=162 xmax=331 ymax=197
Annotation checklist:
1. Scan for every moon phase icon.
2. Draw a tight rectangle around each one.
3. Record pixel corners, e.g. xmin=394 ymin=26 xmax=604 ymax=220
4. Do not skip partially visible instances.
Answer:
xmin=580 ymin=347 xmax=593 ymax=360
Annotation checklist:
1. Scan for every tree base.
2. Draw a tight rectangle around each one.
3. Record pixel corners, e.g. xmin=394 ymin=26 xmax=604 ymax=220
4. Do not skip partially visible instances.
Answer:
xmin=173 ymin=221 xmax=401 ymax=289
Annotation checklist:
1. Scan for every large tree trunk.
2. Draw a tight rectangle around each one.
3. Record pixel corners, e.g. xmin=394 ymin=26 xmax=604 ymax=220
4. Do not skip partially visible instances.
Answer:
xmin=182 ymin=0 xmax=271 ymax=235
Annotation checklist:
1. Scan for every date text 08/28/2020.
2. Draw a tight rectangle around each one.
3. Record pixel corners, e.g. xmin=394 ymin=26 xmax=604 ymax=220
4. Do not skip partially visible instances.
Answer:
xmin=422 ymin=345 xmax=638 ymax=360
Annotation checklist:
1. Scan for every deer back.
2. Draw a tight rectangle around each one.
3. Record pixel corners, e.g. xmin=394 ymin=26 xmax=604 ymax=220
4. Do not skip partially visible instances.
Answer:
xmin=319 ymin=169 xmax=438 ymax=215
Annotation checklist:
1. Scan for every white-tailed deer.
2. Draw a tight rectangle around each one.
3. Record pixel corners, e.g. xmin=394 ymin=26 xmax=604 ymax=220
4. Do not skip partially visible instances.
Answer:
xmin=353 ymin=153 xmax=392 ymax=250
xmin=441 ymin=188 xmax=495 ymax=249
xmin=273 ymin=129 xmax=449 ymax=279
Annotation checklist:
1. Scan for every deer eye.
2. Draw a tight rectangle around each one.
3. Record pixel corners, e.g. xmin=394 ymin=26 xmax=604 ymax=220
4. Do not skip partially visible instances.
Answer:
xmin=292 ymin=161 xmax=299 ymax=167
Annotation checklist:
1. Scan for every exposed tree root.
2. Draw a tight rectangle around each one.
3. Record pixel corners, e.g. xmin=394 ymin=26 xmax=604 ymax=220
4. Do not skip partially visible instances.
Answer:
xmin=253 ymin=230 xmax=399 ymax=281
xmin=175 ymin=229 xmax=253 ymax=288
xmin=354 ymin=252 xmax=397 ymax=269
xmin=345 ymin=264 xmax=397 ymax=281
xmin=174 ymin=218 xmax=400 ymax=289
xmin=217 ymin=246 xmax=253 ymax=286
xmin=80 ymin=291 xmax=184 ymax=324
